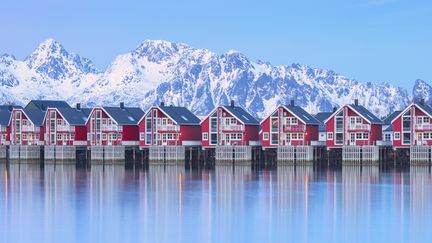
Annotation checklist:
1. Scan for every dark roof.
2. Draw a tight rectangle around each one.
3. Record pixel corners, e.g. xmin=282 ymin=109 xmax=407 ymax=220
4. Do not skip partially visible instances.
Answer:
xmin=25 ymin=100 xmax=70 ymax=111
xmin=383 ymin=110 xmax=402 ymax=125
xmin=223 ymin=106 xmax=259 ymax=125
xmin=103 ymin=107 xmax=144 ymax=125
xmin=284 ymin=105 xmax=320 ymax=125
xmin=0 ymin=105 xmax=21 ymax=112
xmin=56 ymin=107 xmax=91 ymax=125
xmin=350 ymin=104 xmax=383 ymax=124
xmin=0 ymin=110 xmax=12 ymax=126
xmin=23 ymin=108 xmax=45 ymax=126
xmin=159 ymin=106 xmax=201 ymax=125
xmin=314 ymin=112 xmax=334 ymax=123
xmin=416 ymin=102 xmax=432 ymax=117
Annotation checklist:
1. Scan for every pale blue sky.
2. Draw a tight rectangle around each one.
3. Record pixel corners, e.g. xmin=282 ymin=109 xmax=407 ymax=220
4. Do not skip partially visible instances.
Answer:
xmin=1 ymin=0 xmax=431 ymax=90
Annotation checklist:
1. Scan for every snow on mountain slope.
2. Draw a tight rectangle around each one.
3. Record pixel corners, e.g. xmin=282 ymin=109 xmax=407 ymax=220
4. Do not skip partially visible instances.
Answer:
xmin=0 ymin=38 xmax=422 ymax=118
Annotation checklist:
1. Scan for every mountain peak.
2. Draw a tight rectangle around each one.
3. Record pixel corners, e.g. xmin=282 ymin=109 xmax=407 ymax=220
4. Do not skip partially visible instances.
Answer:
xmin=24 ymin=39 xmax=98 ymax=79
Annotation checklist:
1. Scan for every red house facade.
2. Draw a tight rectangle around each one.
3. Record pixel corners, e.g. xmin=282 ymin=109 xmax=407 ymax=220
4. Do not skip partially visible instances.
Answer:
xmin=390 ymin=101 xmax=432 ymax=148
xmin=138 ymin=104 xmax=201 ymax=147
xmin=325 ymin=100 xmax=383 ymax=148
xmin=86 ymin=103 xmax=144 ymax=146
xmin=0 ymin=106 xmax=20 ymax=145
xmin=200 ymin=101 xmax=260 ymax=148
xmin=260 ymin=102 xmax=320 ymax=148
xmin=42 ymin=104 xmax=91 ymax=146
xmin=9 ymin=100 xmax=72 ymax=145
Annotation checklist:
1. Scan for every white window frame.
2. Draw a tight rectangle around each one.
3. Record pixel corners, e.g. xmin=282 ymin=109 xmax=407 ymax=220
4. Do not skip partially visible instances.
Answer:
xmin=102 ymin=133 xmax=107 ymax=140
xmin=394 ymin=132 xmax=400 ymax=140
xmin=327 ymin=132 xmax=333 ymax=140
xmin=140 ymin=132 xmax=145 ymax=141
xmin=263 ymin=132 xmax=269 ymax=140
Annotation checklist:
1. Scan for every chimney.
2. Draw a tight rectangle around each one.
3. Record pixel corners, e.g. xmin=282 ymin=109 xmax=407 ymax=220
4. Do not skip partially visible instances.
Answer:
xmin=354 ymin=99 xmax=359 ymax=106
xmin=290 ymin=100 xmax=295 ymax=106
xmin=230 ymin=100 xmax=235 ymax=108
xmin=120 ymin=102 xmax=125 ymax=109
xmin=76 ymin=103 xmax=81 ymax=110
xmin=160 ymin=102 xmax=165 ymax=107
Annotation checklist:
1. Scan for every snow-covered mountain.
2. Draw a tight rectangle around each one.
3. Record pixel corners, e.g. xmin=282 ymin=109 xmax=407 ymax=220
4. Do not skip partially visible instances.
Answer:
xmin=0 ymin=39 xmax=423 ymax=118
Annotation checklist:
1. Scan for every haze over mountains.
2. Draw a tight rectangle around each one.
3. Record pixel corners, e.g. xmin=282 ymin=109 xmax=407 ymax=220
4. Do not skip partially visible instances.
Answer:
xmin=0 ymin=39 xmax=428 ymax=118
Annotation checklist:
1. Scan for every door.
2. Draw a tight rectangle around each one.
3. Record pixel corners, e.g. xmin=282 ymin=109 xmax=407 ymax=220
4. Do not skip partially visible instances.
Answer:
xmin=350 ymin=133 xmax=355 ymax=146
xmin=162 ymin=134 xmax=167 ymax=145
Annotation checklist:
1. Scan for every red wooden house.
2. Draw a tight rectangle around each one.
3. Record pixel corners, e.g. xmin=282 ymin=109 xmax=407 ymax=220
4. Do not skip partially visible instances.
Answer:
xmin=324 ymin=99 xmax=383 ymax=148
xmin=9 ymin=100 xmax=71 ymax=145
xmin=260 ymin=101 xmax=320 ymax=148
xmin=42 ymin=104 xmax=92 ymax=145
xmin=390 ymin=100 xmax=432 ymax=147
xmin=138 ymin=103 xmax=201 ymax=147
xmin=0 ymin=105 xmax=21 ymax=145
xmin=201 ymin=101 xmax=260 ymax=147
xmin=86 ymin=103 xmax=144 ymax=146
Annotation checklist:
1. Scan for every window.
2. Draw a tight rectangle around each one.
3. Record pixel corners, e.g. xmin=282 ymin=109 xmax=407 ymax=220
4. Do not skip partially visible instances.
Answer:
xmin=70 ymin=133 xmax=75 ymax=140
xmin=327 ymin=132 xmax=333 ymax=140
xmin=167 ymin=134 xmax=173 ymax=140
xmin=87 ymin=133 xmax=91 ymax=140
xmin=102 ymin=119 xmax=107 ymax=125
xmin=118 ymin=133 xmax=122 ymax=140
xmin=385 ymin=134 xmax=391 ymax=141
xmin=335 ymin=133 xmax=344 ymax=144
xmin=394 ymin=132 xmax=400 ymax=140
xmin=363 ymin=133 xmax=369 ymax=140
xmin=57 ymin=119 xmax=62 ymax=125
xmin=210 ymin=134 xmax=217 ymax=144
xmin=271 ymin=118 xmax=278 ymax=133
xmin=403 ymin=133 xmax=410 ymax=144
xmin=271 ymin=133 xmax=278 ymax=145
xmin=356 ymin=133 xmax=362 ymax=139
xmin=63 ymin=134 xmax=68 ymax=140
xmin=237 ymin=133 xmax=242 ymax=140
xmin=22 ymin=134 xmax=27 ymax=140
xmin=140 ymin=132 xmax=145 ymax=140
xmin=146 ymin=134 xmax=151 ymax=144
xmin=263 ymin=132 xmax=269 ymax=140
xmin=298 ymin=133 xmax=304 ymax=140
xmin=202 ymin=133 xmax=208 ymax=140
xmin=57 ymin=134 xmax=62 ymax=140
xmin=231 ymin=133 xmax=236 ymax=140
xmin=102 ymin=133 xmax=107 ymax=140
xmin=292 ymin=133 xmax=298 ymax=140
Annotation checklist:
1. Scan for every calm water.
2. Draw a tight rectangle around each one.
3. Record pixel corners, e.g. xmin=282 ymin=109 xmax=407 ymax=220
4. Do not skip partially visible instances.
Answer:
xmin=1 ymin=164 xmax=432 ymax=243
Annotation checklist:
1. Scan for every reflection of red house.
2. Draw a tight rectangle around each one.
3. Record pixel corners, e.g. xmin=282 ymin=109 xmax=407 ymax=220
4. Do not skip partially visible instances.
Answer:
xmin=42 ymin=104 xmax=91 ymax=145
xmin=138 ymin=103 xmax=201 ymax=147
xmin=260 ymin=101 xmax=320 ymax=147
xmin=324 ymin=100 xmax=383 ymax=148
xmin=390 ymin=101 xmax=432 ymax=147
xmin=200 ymin=101 xmax=260 ymax=147
xmin=86 ymin=103 xmax=144 ymax=146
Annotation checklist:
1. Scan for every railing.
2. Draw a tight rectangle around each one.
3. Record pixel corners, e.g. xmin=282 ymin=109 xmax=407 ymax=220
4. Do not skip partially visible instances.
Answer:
xmin=157 ymin=125 xmax=179 ymax=131
xmin=221 ymin=125 xmax=244 ymax=131
xmin=282 ymin=124 xmax=305 ymax=131
xmin=22 ymin=125 xmax=40 ymax=132
xmin=415 ymin=124 xmax=432 ymax=130
xmin=57 ymin=125 xmax=74 ymax=132
xmin=347 ymin=123 xmax=370 ymax=130
xmin=101 ymin=125 xmax=122 ymax=131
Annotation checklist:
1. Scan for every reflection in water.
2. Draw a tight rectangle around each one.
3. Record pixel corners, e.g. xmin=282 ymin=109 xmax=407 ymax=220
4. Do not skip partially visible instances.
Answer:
xmin=1 ymin=164 xmax=432 ymax=242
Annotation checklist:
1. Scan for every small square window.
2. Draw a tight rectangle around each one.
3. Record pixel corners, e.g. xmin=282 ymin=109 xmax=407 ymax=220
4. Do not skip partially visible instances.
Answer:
xmin=394 ymin=132 xmax=400 ymax=140
xmin=327 ymin=132 xmax=333 ymax=140
xmin=263 ymin=132 xmax=269 ymax=140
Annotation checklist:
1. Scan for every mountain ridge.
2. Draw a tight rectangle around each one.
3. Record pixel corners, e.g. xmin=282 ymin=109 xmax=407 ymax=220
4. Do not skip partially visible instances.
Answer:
xmin=0 ymin=38 xmax=425 ymax=118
